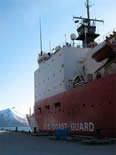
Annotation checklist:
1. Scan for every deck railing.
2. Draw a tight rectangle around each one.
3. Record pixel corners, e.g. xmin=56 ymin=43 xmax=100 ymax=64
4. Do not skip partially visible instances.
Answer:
xmin=96 ymin=27 xmax=116 ymax=44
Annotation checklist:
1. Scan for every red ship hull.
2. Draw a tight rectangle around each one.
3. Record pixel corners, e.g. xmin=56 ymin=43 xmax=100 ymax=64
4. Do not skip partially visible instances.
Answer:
xmin=35 ymin=73 xmax=116 ymax=137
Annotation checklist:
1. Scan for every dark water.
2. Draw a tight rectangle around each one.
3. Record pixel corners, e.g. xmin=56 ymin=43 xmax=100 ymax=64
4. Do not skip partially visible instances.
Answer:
xmin=0 ymin=127 xmax=32 ymax=132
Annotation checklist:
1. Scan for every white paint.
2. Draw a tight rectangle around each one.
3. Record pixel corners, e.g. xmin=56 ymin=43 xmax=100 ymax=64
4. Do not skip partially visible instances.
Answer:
xmin=34 ymin=49 xmax=65 ymax=102
xmin=34 ymin=46 xmax=88 ymax=102
xmin=71 ymin=122 xmax=94 ymax=132
xmin=63 ymin=47 xmax=88 ymax=90
xmin=34 ymin=41 xmax=116 ymax=103
xmin=26 ymin=114 xmax=39 ymax=132
xmin=46 ymin=122 xmax=94 ymax=132
xmin=89 ymin=122 xmax=95 ymax=132
xmin=83 ymin=44 xmax=106 ymax=76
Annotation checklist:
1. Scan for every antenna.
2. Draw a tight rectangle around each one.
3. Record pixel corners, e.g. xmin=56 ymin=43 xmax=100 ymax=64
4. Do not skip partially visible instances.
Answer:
xmin=49 ymin=40 xmax=51 ymax=53
xmin=40 ymin=19 xmax=43 ymax=55
xmin=73 ymin=0 xmax=104 ymax=26
xmin=64 ymin=34 xmax=67 ymax=44
xmin=86 ymin=0 xmax=90 ymax=26
xmin=73 ymin=0 xmax=104 ymax=47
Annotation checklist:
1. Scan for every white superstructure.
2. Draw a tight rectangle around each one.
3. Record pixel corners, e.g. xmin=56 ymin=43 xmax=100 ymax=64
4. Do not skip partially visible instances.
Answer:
xmin=35 ymin=46 xmax=89 ymax=102
xmin=34 ymin=28 xmax=116 ymax=103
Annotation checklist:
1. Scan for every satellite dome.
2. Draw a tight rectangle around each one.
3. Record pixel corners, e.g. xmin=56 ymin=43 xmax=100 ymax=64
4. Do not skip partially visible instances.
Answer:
xmin=70 ymin=33 xmax=76 ymax=40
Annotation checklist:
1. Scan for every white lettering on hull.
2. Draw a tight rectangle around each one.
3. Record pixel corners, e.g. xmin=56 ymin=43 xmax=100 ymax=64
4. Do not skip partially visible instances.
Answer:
xmin=46 ymin=122 xmax=94 ymax=132
xmin=71 ymin=122 xmax=94 ymax=132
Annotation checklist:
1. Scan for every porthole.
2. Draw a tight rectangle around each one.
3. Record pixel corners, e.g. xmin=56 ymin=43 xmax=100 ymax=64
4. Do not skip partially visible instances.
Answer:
xmin=91 ymin=105 xmax=94 ymax=108
xmin=54 ymin=102 xmax=61 ymax=108
xmin=45 ymin=105 xmax=50 ymax=110
xmin=37 ymin=108 xmax=42 ymax=114
xmin=108 ymin=101 xmax=112 ymax=104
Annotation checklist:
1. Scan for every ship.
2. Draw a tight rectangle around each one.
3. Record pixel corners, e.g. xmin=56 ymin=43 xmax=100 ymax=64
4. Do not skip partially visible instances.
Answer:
xmin=28 ymin=0 xmax=116 ymax=137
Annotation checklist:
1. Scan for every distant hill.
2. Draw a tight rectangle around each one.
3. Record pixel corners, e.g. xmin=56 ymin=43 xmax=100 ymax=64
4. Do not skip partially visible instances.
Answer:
xmin=0 ymin=107 xmax=28 ymax=127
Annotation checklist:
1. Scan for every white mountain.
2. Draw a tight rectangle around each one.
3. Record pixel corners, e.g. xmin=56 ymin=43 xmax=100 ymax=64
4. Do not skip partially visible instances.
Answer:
xmin=0 ymin=107 xmax=28 ymax=127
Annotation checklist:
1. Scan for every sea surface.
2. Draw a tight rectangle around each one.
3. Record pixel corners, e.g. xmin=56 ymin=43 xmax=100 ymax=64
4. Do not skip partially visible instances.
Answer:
xmin=0 ymin=127 xmax=32 ymax=132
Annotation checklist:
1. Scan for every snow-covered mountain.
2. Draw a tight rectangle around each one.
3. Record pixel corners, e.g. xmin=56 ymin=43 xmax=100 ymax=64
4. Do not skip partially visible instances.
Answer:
xmin=0 ymin=107 xmax=28 ymax=127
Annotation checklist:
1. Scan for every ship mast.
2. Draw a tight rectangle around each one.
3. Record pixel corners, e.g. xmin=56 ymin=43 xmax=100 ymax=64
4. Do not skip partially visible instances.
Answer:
xmin=86 ymin=0 xmax=90 ymax=26
xmin=73 ymin=0 xmax=104 ymax=47
xmin=40 ymin=20 xmax=43 ymax=55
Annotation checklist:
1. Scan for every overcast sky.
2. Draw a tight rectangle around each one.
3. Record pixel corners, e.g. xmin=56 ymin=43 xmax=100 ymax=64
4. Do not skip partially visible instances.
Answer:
xmin=0 ymin=0 xmax=116 ymax=114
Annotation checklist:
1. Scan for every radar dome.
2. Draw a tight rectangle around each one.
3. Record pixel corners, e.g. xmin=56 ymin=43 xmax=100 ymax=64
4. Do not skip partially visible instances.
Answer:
xmin=70 ymin=33 xmax=76 ymax=40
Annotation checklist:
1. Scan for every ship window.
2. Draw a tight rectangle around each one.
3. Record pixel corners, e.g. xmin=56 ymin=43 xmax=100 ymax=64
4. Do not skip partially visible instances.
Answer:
xmin=37 ymin=108 xmax=42 ymax=114
xmin=54 ymin=102 xmax=61 ymax=108
xmin=45 ymin=105 xmax=50 ymax=110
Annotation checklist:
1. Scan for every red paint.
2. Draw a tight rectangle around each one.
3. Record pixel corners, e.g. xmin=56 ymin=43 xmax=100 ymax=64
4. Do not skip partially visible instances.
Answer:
xmin=35 ymin=73 xmax=116 ymax=137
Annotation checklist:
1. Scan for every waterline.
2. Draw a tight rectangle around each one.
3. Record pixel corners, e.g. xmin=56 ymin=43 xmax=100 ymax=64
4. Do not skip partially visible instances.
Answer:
xmin=0 ymin=127 xmax=32 ymax=132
